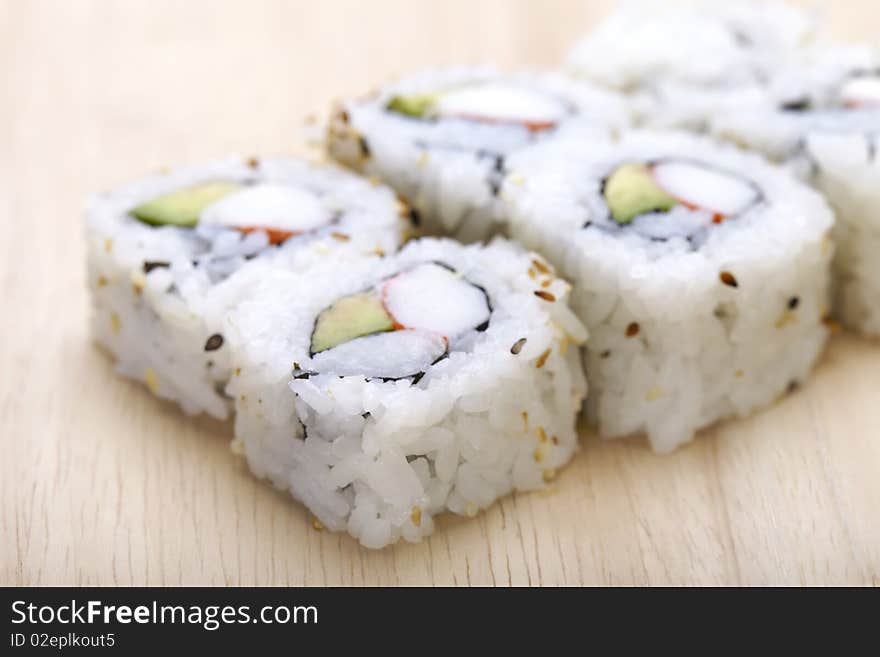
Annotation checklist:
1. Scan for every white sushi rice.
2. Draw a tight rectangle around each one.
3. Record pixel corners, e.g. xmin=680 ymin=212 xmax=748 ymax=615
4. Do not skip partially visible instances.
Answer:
xmin=225 ymin=238 xmax=587 ymax=548
xmin=503 ymin=131 xmax=834 ymax=452
xmin=87 ymin=157 xmax=407 ymax=419
xmin=326 ymin=67 xmax=628 ymax=242
xmin=566 ymin=0 xmax=820 ymax=130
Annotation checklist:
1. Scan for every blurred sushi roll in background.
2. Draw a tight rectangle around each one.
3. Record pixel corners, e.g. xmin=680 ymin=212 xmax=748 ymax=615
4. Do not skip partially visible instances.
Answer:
xmin=566 ymin=0 xmax=820 ymax=130
xmin=712 ymin=49 xmax=880 ymax=335
xmin=225 ymin=238 xmax=587 ymax=547
xmin=326 ymin=67 xmax=629 ymax=242
xmin=502 ymin=131 xmax=834 ymax=452
xmin=87 ymin=157 xmax=408 ymax=419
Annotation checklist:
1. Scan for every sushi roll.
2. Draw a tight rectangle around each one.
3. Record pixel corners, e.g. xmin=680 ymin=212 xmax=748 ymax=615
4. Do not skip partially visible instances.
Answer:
xmin=566 ymin=1 xmax=818 ymax=130
xmin=502 ymin=131 xmax=834 ymax=452
xmin=712 ymin=49 xmax=880 ymax=335
xmin=226 ymin=238 xmax=587 ymax=548
xmin=326 ymin=67 xmax=628 ymax=242
xmin=87 ymin=157 xmax=408 ymax=419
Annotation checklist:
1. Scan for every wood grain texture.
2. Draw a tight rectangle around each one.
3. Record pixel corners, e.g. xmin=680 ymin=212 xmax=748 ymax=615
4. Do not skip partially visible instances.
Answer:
xmin=2 ymin=0 xmax=878 ymax=586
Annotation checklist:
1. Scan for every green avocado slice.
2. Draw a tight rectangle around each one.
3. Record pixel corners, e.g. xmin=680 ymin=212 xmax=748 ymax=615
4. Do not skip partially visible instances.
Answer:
xmin=311 ymin=292 xmax=395 ymax=354
xmin=603 ymin=163 xmax=678 ymax=225
xmin=130 ymin=181 xmax=244 ymax=227
xmin=386 ymin=92 xmax=441 ymax=118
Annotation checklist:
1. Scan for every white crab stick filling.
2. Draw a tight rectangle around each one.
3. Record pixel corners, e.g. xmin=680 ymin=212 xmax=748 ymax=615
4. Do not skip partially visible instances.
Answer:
xmin=436 ymin=83 xmax=568 ymax=128
xmin=199 ymin=183 xmax=330 ymax=233
xmin=311 ymin=330 xmax=447 ymax=379
xmin=310 ymin=262 xmax=491 ymax=379
xmin=652 ymin=161 xmax=758 ymax=218
xmin=383 ymin=263 xmax=490 ymax=340
xmin=840 ymin=76 xmax=880 ymax=108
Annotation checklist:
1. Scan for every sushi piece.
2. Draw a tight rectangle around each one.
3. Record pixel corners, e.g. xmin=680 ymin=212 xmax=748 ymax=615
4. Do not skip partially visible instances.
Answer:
xmin=326 ymin=67 xmax=629 ymax=242
xmin=566 ymin=1 xmax=819 ymax=130
xmin=87 ymin=157 xmax=408 ymax=419
xmin=712 ymin=49 xmax=880 ymax=335
xmin=502 ymin=131 xmax=834 ymax=452
xmin=226 ymin=238 xmax=587 ymax=548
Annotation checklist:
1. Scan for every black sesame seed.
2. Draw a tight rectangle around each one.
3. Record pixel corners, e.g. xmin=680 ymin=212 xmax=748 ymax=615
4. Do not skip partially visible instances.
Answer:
xmin=143 ymin=261 xmax=170 ymax=274
xmin=600 ymin=350 xmax=611 ymax=358
xmin=409 ymin=207 xmax=421 ymax=227
xmin=781 ymin=98 xmax=812 ymax=112
xmin=788 ymin=296 xmax=800 ymax=310
xmin=475 ymin=320 xmax=489 ymax=332
xmin=204 ymin=334 xmax=224 ymax=351
xmin=510 ymin=338 xmax=527 ymax=355
xmin=359 ymin=135 xmax=371 ymax=158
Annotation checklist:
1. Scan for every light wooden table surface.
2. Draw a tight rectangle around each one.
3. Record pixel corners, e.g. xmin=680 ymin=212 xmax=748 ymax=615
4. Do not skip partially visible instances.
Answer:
xmin=2 ymin=0 xmax=878 ymax=586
